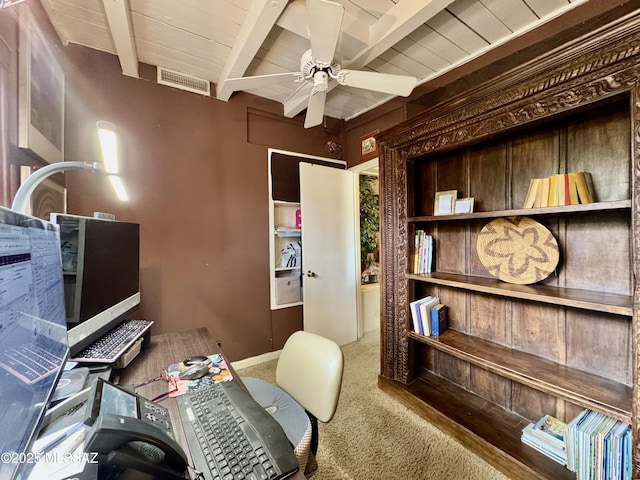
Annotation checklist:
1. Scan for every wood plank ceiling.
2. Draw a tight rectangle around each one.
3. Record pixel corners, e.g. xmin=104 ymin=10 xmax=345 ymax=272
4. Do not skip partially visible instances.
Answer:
xmin=40 ymin=0 xmax=587 ymax=124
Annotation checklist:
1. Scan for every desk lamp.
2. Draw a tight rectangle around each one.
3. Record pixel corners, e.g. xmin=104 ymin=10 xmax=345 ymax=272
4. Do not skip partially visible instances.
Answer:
xmin=12 ymin=121 xmax=128 ymax=214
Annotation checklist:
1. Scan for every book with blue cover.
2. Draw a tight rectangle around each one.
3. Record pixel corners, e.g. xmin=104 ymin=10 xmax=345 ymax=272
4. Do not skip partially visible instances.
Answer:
xmin=430 ymin=304 xmax=447 ymax=336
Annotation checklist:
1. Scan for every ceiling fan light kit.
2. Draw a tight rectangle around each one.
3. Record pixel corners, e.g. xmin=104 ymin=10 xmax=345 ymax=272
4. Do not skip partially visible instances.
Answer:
xmin=225 ymin=0 xmax=417 ymax=128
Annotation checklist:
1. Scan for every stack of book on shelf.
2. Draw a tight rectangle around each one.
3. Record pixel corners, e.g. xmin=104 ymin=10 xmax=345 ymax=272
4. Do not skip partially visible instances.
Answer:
xmin=521 ymin=411 xmax=632 ymax=479
xmin=567 ymin=410 xmax=631 ymax=480
xmin=521 ymin=414 xmax=568 ymax=466
xmin=412 ymin=230 xmax=433 ymax=274
xmin=409 ymin=295 xmax=447 ymax=337
xmin=523 ymin=172 xmax=596 ymax=208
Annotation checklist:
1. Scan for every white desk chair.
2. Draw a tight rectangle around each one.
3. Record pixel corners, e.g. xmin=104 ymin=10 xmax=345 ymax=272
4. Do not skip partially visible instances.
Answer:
xmin=243 ymin=331 xmax=344 ymax=477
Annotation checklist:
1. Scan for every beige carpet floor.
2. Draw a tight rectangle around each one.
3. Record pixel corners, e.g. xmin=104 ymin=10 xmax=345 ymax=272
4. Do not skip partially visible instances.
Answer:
xmin=237 ymin=330 xmax=511 ymax=480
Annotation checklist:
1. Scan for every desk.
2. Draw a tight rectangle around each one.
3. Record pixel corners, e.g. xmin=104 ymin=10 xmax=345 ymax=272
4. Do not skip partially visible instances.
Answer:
xmin=116 ymin=327 xmax=306 ymax=480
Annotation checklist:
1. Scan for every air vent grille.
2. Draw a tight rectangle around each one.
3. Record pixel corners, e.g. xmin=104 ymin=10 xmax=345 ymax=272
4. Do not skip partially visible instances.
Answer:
xmin=157 ymin=67 xmax=210 ymax=96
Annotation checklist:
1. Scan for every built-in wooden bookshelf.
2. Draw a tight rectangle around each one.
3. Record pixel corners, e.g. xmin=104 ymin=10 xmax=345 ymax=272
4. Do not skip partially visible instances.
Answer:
xmin=377 ymin=11 xmax=640 ymax=480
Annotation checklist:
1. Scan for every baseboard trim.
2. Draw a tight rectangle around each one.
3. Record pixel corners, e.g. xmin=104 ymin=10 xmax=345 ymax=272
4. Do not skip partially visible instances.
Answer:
xmin=231 ymin=350 xmax=281 ymax=370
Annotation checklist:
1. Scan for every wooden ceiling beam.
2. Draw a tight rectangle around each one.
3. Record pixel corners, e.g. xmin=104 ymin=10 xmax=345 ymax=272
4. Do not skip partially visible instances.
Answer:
xmin=216 ymin=0 xmax=289 ymax=101
xmin=101 ymin=0 xmax=138 ymax=78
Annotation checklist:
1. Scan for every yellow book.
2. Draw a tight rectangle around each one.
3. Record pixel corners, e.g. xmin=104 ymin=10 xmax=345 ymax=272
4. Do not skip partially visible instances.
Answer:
xmin=567 ymin=172 xmax=580 ymax=205
xmin=583 ymin=172 xmax=597 ymax=202
xmin=537 ymin=177 xmax=550 ymax=207
xmin=574 ymin=172 xmax=594 ymax=204
xmin=548 ymin=175 xmax=557 ymax=207
xmin=523 ymin=178 xmax=541 ymax=208
xmin=554 ymin=173 xmax=569 ymax=206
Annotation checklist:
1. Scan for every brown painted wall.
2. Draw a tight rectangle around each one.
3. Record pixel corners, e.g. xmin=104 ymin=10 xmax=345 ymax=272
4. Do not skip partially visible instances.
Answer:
xmin=62 ymin=44 xmax=340 ymax=361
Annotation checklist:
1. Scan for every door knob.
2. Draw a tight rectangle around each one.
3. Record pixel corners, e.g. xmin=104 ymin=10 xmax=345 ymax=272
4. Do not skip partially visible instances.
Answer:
xmin=306 ymin=270 xmax=316 ymax=278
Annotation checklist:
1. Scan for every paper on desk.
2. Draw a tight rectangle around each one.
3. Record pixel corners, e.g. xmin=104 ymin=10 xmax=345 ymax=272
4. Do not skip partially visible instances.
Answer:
xmin=166 ymin=353 xmax=233 ymax=397
xmin=28 ymin=423 xmax=88 ymax=479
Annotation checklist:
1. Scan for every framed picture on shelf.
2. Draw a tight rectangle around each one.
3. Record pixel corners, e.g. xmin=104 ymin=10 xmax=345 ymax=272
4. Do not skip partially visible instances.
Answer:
xmin=359 ymin=129 xmax=380 ymax=161
xmin=454 ymin=197 xmax=474 ymax=214
xmin=18 ymin=10 xmax=65 ymax=164
xmin=434 ymin=190 xmax=457 ymax=216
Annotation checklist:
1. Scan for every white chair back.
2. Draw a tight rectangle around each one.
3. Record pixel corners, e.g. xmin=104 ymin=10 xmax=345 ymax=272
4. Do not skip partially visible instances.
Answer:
xmin=275 ymin=331 xmax=344 ymax=423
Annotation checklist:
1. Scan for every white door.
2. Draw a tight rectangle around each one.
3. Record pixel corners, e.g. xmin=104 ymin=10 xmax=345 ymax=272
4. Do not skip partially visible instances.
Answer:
xmin=300 ymin=163 xmax=358 ymax=346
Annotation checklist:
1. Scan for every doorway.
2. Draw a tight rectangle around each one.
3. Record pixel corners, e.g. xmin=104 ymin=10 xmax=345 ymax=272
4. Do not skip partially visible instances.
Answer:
xmin=350 ymin=158 xmax=380 ymax=337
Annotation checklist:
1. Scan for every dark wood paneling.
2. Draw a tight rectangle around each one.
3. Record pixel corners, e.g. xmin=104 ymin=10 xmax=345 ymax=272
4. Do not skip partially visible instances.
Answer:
xmin=469 ymin=141 xmax=507 ymax=212
xmin=436 ymin=350 xmax=470 ymax=389
xmin=435 ymin=223 xmax=465 ymax=274
xmin=470 ymin=366 xmax=508 ymax=407
xmin=566 ymin=100 xmax=630 ymax=202
xmin=511 ymin=302 xmax=562 ymax=363
xmin=510 ymin=128 xmax=560 ymax=208
xmin=437 ymin=287 xmax=466 ymax=332
xmin=411 ymin=157 xmax=436 ymax=218
xmin=511 ymin=383 xmax=558 ymax=423
xmin=470 ymin=292 xmax=507 ymax=344
xmin=563 ymin=212 xmax=630 ymax=295
xmin=566 ymin=310 xmax=631 ymax=385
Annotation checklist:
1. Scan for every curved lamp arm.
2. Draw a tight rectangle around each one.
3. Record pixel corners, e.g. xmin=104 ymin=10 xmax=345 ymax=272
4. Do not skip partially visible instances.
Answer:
xmin=12 ymin=162 xmax=100 ymax=214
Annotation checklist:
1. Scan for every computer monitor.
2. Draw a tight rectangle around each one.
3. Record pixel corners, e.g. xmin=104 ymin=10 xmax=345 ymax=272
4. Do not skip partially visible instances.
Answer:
xmin=50 ymin=214 xmax=140 ymax=356
xmin=0 ymin=206 xmax=69 ymax=480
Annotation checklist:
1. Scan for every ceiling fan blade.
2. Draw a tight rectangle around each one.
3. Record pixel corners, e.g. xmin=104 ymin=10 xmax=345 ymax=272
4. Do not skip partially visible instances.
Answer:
xmin=307 ymin=0 xmax=344 ymax=65
xmin=224 ymin=72 xmax=301 ymax=91
xmin=336 ymin=70 xmax=417 ymax=97
xmin=304 ymin=90 xmax=327 ymax=128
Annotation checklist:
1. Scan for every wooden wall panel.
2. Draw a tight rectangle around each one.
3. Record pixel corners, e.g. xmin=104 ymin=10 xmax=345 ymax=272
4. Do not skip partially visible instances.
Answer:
xmin=563 ymin=213 xmax=630 ymax=295
xmin=412 ymin=158 xmax=436 ymax=217
xmin=469 ymin=219 xmax=490 ymax=278
xmin=470 ymin=293 xmax=508 ymax=344
xmin=437 ymin=287 xmax=467 ymax=332
xmin=511 ymin=302 xmax=563 ymax=362
xmin=435 ymin=223 xmax=466 ymax=274
xmin=566 ymin=311 xmax=631 ymax=385
xmin=511 ymin=383 xmax=558 ymax=421
xmin=566 ymin=100 xmax=630 ymax=203
xmin=469 ymin=142 xmax=507 ymax=212
xmin=437 ymin=351 xmax=470 ymax=388
xmin=436 ymin=152 xmax=466 ymax=194
xmin=470 ymin=367 xmax=508 ymax=407
xmin=510 ymin=128 xmax=560 ymax=208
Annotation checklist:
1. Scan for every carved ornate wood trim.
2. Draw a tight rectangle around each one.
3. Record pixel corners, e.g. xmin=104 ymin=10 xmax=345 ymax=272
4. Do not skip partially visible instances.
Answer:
xmin=630 ymin=75 xmax=640 ymax=476
xmin=378 ymin=8 xmax=640 ymax=472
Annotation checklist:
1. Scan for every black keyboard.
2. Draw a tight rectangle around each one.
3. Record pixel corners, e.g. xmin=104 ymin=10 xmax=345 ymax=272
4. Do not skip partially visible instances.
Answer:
xmin=70 ymin=319 xmax=153 ymax=363
xmin=176 ymin=379 xmax=298 ymax=480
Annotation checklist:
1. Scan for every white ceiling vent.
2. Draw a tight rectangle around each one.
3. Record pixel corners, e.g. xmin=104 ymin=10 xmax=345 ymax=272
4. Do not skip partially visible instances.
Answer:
xmin=157 ymin=67 xmax=210 ymax=96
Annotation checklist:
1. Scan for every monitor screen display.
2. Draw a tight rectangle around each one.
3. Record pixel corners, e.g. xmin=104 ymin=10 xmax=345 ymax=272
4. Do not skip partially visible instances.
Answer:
xmin=0 ymin=206 xmax=68 ymax=480
xmin=51 ymin=214 xmax=140 ymax=355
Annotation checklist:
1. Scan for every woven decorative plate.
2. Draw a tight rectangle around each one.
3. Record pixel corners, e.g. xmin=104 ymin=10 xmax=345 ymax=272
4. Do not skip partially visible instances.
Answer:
xmin=476 ymin=216 xmax=559 ymax=285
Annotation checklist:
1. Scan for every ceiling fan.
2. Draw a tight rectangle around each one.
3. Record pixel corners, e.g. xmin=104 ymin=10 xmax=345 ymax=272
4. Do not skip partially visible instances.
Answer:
xmin=224 ymin=0 xmax=418 ymax=128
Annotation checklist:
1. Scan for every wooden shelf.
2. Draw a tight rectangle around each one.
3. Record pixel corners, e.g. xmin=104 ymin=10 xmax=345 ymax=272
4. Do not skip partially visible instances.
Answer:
xmin=275 ymin=267 xmax=300 ymax=272
xmin=408 ymin=330 xmax=632 ymax=423
xmin=407 ymin=272 xmax=632 ymax=316
xmin=379 ymin=374 xmax=575 ymax=480
xmin=408 ymin=200 xmax=630 ymax=223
